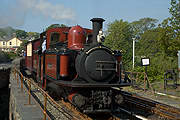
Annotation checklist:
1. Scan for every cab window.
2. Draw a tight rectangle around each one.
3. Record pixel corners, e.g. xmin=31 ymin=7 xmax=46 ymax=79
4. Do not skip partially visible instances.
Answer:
xmin=50 ymin=32 xmax=60 ymax=47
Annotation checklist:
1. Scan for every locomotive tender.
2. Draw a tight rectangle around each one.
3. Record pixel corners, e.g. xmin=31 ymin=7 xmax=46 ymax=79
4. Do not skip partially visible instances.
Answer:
xmin=25 ymin=18 xmax=131 ymax=113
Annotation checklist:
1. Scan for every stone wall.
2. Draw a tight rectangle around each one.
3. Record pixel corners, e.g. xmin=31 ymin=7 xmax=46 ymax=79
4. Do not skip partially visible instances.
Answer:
xmin=0 ymin=65 xmax=11 ymax=120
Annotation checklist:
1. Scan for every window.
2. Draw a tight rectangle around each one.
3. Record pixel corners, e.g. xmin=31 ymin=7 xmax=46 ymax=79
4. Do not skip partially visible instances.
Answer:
xmin=9 ymin=42 xmax=12 ymax=45
xmin=50 ymin=33 xmax=60 ymax=47
xmin=3 ymin=42 xmax=5 ymax=45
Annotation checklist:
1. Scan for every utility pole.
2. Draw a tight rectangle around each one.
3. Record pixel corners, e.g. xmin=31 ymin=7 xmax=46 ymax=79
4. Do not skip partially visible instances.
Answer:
xmin=132 ymin=38 xmax=135 ymax=69
xmin=178 ymin=51 xmax=180 ymax=79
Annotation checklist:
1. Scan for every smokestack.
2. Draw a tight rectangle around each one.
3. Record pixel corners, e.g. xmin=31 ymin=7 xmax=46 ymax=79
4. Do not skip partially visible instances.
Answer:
xmin=90 ymin=18 xmax=105 ymax=44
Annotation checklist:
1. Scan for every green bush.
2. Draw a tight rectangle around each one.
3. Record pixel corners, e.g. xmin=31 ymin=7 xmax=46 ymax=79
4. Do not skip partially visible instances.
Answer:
xmin=5 ymin=52 xmax=18 ymax=60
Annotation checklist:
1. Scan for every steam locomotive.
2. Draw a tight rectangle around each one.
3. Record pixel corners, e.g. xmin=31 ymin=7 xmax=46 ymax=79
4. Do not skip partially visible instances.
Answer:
xmin=24 ymin=18 xmax=131 ymax=113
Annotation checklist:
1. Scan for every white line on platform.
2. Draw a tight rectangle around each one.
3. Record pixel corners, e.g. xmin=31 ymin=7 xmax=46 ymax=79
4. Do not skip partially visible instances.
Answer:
xmin=155 ymin=91 xmax=180 ymax=99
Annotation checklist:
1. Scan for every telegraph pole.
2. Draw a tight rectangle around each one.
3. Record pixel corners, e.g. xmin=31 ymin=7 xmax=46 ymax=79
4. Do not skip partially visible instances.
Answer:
xmin=132 ymin=38 xmax=135 ymax=69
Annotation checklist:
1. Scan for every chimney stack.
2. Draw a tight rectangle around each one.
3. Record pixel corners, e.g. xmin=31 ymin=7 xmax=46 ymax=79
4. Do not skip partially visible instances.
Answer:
xmin=90 ymin=18 xmax=105 ymax=44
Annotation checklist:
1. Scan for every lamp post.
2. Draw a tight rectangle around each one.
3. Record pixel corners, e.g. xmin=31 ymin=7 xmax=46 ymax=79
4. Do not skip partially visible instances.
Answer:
xmin=132 ymin=38 xmax=135 ymax=69
xmin=178 ymin=51 xmax=180 ymax=79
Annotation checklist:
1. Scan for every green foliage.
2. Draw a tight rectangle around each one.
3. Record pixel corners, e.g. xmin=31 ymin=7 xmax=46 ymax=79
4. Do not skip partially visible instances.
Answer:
xmin=131 ymin=18 xmax=158 ymax=38
xmin=17 ymin=40 xmax=28 ymax=56
xmin=104 ymin=19 xmax=133 ymax=69
xmin=158 ymin=0 xmax=180 ymax=57
xmin=4 ymin=52 xmax=18 ymax=60
xmin=104 ymin=1 xmax=179 ymax=83
xmin=27 ymin=32 xmax=40 ymax=39
xmin=46 ymin=24 xmax=68 ymax=30
xmin=0 ymin=51 xmax=11 ymax=63
xmin=0 ymin=27 xmax=40 ymax=41
xmin=0 ymin=27 xmax=15 ymax=37
xmin=169 ymin=0 xmax=180 ymax=32
xmin=136 ymin=28 xmax=161 ymax=57
xmin=15 ymin=29 xmax=28 ymax=39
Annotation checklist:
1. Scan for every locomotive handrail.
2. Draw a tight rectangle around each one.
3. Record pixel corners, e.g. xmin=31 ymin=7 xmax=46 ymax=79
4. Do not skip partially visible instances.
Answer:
xmin=96 ymin=61 xmax=116 ymax=63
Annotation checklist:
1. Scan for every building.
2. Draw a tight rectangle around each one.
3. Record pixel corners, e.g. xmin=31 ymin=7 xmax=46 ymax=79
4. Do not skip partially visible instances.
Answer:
xmin=0 ymin=34 xmax=23 ymax=52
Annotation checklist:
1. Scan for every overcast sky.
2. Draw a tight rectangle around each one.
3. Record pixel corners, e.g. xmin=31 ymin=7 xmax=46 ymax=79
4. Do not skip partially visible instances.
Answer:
xmin=0 ymin=0 xmax=171 ymax=32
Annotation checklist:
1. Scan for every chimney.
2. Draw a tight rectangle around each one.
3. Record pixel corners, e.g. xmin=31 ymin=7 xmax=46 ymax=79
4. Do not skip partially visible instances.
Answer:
xmin=90 ymin=18 xmax=105 ymax=44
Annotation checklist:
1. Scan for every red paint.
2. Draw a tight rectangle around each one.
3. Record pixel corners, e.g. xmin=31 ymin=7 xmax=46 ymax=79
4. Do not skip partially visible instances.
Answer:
xmin=43 ymin=77 xmax=47 ymax=90
xmin=68 ymin=25 xmax=86 ymax=50
xmin=26 ymin=56 xmax=32 ymax=71
xmin=116 ymin=56 xmax=122 ymax=76
xmin=116 ymin=56 xmax=122 ymax=63
xmin=68 ymin=92 xmax=77 ymax=102
xmin=33 ymin=54 xmax=38 ymax=70
xmin=40 ymin=55 xmax=44 ymax=88
xmin=32 ymin=39 xmax=41 ymax=51
xmin=46 ymin=27 xmax=70 ymax=49
xmin=45 ymin=54 xmax=57 ymax=78
xmin=25 ymin=39 xmax=41 ymax=73
xmin=25 ymin=42 xmax=33 ymax=72
xmin=60 ymin=54 xmax=69 ymax=77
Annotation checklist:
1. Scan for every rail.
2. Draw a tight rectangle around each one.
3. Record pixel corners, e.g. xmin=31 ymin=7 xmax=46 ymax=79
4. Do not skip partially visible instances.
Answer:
xmin=13 ymin=68 xmax=92 ymax=120
xmin=120 ymin=91 xmax=180 ymax=120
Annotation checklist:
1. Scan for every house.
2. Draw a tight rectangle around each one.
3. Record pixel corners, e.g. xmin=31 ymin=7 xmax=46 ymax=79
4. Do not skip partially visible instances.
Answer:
xmin=0 ymin=34 xmax=23 ymax=52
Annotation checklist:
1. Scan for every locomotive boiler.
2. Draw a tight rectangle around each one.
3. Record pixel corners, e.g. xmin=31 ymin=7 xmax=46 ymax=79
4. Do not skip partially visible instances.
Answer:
xmin=24 ymin=18 xmax=131 ymax=113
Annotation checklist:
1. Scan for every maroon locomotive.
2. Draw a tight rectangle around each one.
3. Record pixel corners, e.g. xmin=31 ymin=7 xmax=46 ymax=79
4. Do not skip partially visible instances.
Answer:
xmin=24 ymin=18 xmax=131 ymax=113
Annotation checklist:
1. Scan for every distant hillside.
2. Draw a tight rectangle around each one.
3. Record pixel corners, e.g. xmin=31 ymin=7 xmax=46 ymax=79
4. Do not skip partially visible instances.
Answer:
xmin=0 ymin=27 xmax=15 ymax=38
xmin=0 ymin=26 xmax=39 ymax=40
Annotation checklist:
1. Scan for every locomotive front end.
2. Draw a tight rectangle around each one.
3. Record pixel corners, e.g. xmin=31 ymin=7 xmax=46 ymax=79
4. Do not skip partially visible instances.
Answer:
xmin=67 ymin=18 xmax=127 ymax=113
xmin=75 ymin=45 xmax=117 ymax=83
xmin=74 ymin=18 xmax=121 ymax=84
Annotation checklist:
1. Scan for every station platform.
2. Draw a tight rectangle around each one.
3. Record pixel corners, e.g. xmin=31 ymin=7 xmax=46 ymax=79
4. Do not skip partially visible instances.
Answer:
xmin=9 ymin=71 xmax=45 ymax=120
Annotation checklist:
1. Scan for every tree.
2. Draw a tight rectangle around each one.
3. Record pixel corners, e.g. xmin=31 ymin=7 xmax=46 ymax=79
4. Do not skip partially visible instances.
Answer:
xmin=15 ymin=29 xmax=28 ymax=39
xmin=104 ymin=19 xmax=133 ymax=69
xmin=169 ymin=0 xmax=180 ymax=33
xmin=27 ymin=32 xmax=39 ymax=39
xmin=131 ymin=18 xmax=158 ymax=38
xmin=136 ymin=29 xmax=161 ymax=57
xmin=46 ymin=24 xmax=67 ymax=30
xmin=17 ymin=39 xmax=28 ymax=56
xmin=158 ymin=0 xmax=180 ymax=57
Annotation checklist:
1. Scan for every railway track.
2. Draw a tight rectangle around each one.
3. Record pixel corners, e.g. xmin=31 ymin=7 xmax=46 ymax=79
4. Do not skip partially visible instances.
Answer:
xmin=120 ymin=91 xmax=180 ymax=120
xmin=14 ymin=68 xmax=180 ymax=120
xmin=14 ymin=69 xmax=122 ymax=120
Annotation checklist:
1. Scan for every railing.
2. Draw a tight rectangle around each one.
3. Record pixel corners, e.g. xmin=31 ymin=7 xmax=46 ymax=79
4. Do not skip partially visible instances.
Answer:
xmin=13 ymin=68 xmax=89 ymax=120
xmin=13 ymin=68 xmax=51 ymax=120
xmin=124 ymin=71 xmax=154 ymax=93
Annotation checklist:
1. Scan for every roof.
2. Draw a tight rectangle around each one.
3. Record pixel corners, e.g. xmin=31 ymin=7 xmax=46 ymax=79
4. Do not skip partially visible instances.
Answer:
xmin=0 ymin=36 xmax=23 ymax=42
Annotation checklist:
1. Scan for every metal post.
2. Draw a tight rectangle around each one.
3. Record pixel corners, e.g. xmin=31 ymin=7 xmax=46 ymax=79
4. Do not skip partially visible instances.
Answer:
xmin=144 ymin=72 xmax=146 ymax=91
xmin=145 ymin=66 xmax=149 ymax=89
xmin=16 ymin=71 xmax=19 ymax=84
xmin=28 ymin=80 xmax=31 ymax=105
xmin=14 ymin=70 xmax=17 ymax=83
xmin=132 ymin=38 xmax=135 ymax=69
xmin=20 ymin=73 xmax=23 ymax=92
xmin=178 ymin=51 xmax=180 ymax=79
xmin=44 ymin=93 xmax=47 ymax=120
